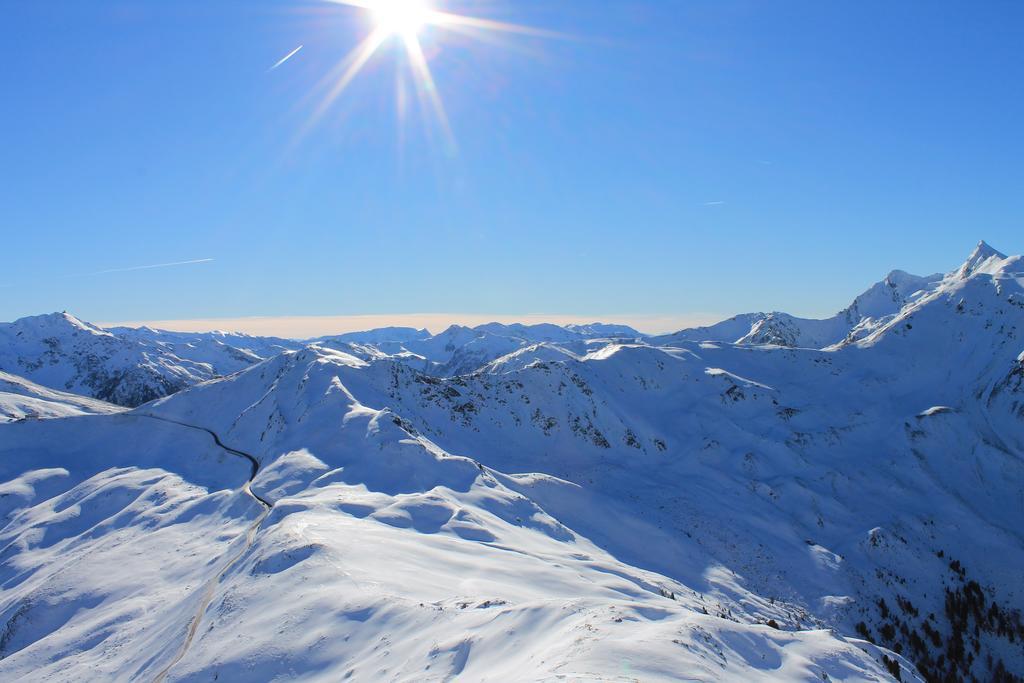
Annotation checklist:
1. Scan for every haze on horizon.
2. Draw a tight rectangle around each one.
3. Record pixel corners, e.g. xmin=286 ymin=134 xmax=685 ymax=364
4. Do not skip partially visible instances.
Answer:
xmin=90 ymin=311 xmax=725 ymax=338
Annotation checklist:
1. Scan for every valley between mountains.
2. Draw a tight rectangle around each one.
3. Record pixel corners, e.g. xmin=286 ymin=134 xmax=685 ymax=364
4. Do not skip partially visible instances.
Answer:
xmin=0 ymin=241 xmax=1021 ymax=682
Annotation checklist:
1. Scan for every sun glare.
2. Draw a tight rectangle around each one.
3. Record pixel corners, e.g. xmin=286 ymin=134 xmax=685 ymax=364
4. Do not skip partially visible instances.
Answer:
xmin=372 ymin=0 xmax=431 ymax=37
xmin=308 ymin=0 xmax=562 ymax=150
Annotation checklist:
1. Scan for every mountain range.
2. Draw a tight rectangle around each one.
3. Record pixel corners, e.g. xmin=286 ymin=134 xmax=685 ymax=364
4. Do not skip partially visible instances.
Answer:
xmin=0 ymin=247 xmax=979 ymax=408
xmin=0 ymin=241 xmax=1021 ymax=681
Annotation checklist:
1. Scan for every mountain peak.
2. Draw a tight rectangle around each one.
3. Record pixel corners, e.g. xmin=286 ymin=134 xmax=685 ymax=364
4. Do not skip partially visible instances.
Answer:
xmin=7 ymin=311 xmax=110 ymax=337
xmin=956 ymin=240 xmax=1008 ymax=278
xmin=971 ymin=239 xmax=1005 ymax=259
xmin=883 ymin=269 xmax=917 ymax=285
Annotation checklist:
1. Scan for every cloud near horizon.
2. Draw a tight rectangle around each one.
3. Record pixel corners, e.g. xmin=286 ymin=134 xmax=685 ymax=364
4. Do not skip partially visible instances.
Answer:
xmin=97 ymin=312 xmax=727 ymax=338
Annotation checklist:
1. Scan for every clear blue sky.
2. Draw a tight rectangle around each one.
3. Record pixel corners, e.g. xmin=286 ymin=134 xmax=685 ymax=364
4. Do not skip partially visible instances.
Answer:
xmin=2 ymin=1 xmax=1022 ymax=332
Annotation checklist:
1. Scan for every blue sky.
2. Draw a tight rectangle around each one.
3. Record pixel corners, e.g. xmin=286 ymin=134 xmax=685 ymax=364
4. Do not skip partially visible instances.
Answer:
xmin=2 ymin=1 xmax=1022 ymax=334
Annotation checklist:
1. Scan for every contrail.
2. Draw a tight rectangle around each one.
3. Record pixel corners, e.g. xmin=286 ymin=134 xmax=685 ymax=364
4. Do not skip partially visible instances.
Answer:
xmin=269 ymin=45 xmax=303 ymax=71
xmin=0 ymin=258 xmax=214 ymax=288
xmin=86 ymin=258 xmax=214 ymax=276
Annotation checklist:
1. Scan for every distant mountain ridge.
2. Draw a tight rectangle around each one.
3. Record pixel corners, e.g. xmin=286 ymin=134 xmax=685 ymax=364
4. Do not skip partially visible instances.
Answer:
xmin=0 ymin=243 xmax=1009 ymax=407
xmin=651 ymin=261 xmax=951 ymax=349
xmin=0 ymin=313 xmax=220 ymax=407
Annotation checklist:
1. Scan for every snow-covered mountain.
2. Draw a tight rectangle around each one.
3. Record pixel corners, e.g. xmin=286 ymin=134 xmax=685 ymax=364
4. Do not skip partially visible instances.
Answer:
xmin=0 ymin=315 xmax=305 ymax=408
xmin=0 ymin=315 xmax=639 ymax=407
xmin=0 ymin=242 xmax=1021 ymax=681
xmin=317 ymin=322 xmax=642 ymax=377
xmin=565 ymin=322 xmax=643 ymax=338
xmin=653 ymin=264 xmax=945 ymax=349
xmin=107 ymin=325 xmax=302 ymax=375
xmin=0 ymin=313 xmax=221 ymax=407
xmin=312 ymin=326 xmax=431 ymax=345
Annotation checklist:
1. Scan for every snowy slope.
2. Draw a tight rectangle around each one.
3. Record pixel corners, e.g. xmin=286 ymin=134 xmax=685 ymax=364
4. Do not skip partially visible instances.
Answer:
xmin=480 ymin=342 xmax=582 ymax=375
xmin=0 ymin=351 xmax=906 ymax=682
xmin=0 ymin=371 xmax=123 ymax=422
xmin=0 ymin=414 xmax=265 ymax=679
xmin=127 ymin=350 xmax=918 ymax=679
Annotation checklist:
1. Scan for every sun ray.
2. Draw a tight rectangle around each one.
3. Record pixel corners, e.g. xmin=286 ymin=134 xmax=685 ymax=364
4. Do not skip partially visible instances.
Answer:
xmin=301 ymin=27 xmax=390 ymax=137
xmin=402 ymin=33 xmax=455 ymax=153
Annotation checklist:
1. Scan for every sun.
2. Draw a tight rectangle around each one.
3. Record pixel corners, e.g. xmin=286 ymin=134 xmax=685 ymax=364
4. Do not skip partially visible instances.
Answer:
xmin=305 ymin=0 xmax=561 ymax=150
xmin=371 ymin=0 xmax=431 ymax=38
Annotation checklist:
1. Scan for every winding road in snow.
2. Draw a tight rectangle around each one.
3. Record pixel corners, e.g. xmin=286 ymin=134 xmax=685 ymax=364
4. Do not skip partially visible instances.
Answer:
xmin=133 ymin=413 xmax=273 ymax=507
xmin=119 ymin=413 xmax=273 ymax=682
